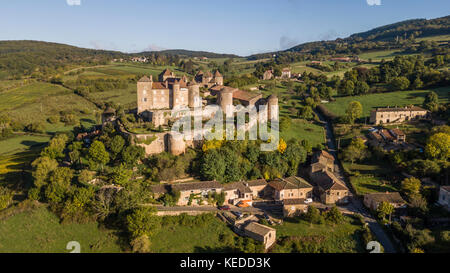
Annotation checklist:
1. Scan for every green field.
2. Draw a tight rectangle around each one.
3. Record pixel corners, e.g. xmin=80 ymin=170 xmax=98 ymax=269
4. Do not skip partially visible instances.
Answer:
xmin=324 ymin=87 xmax=450 ymax=118
xmin=150 ymin=215 xmax=237 ymax=253
xmin=281 ymin=119 xmax=325 ymax=147
xmin=272 ymin=216 xmax=365 ymax=253
xmin=0 ymin=135 xmax=50 ymax=155
xmin=358 ymin=49 xmax=404 ymax=61
xmin=0 ymin=206 xmax=122 ymax=253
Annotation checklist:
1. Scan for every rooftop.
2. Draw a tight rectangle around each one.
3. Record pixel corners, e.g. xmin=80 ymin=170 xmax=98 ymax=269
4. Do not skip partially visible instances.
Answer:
xmin=243 ymin=222 xmax=275 ymax=236
xmin=373 ymin=106 xmax=427 ymax=112
xmin=172 ymin=181 xmax=222 ymax=192
xmin=365 ymin=192 xmax=406 ymax=204
xmin=268 ymin=176 xmax=313 ymax=191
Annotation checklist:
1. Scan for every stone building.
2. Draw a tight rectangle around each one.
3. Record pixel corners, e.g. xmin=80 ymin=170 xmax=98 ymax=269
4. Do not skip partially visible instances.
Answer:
xmin=369 ymin=106 xmax=428 ymax=125
xmin=309 ymin=150 xmax=335 ymax=174
xmin=437 ymin=186 xmax=450 ymax=211
xmin=283 ymin=199 xmax=309 ymax=217
xmin=194 ymin=70 xmax=223 ymax=88
xmin=172 ymin=181 xmax=223 ymax=206
xmin=310 ymin=170 xmax=349 ymax=204
xmin=266 ymin=176 xmax=313 ymax=201
xmin=242 ymin=222 xmax=276 ymax=250
xmin=263 ymin=70 xmax=273 ymax=80
xmin=281 ymin=68 xmax=291 ymax=79
xmin=363 ymin=192 xmax=406 ymax=211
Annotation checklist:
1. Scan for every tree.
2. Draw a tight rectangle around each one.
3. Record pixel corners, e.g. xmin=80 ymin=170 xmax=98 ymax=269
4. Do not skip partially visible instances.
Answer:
xmin=45 ymin=167 xmax=74 ymax=203
xmin=390 ymin=76 xmax=410 ymax=91
xmin=78 ymin=170 xmax=95 ymax=184
xmin=425 ymin=133 xmax=450 ymax=160
xmin=277 ymin=138 xmax=287 ymax=154
xmin=325 ymin=206 xmax=344 ymax=224
xmin=401 ymin=177 xmax=421 ymax=196
xmin=343 ymin=138 xmax=368 ymax=164
xmin=345 ymin=101 xmax=362 ymax=124
xmin=300 ymin=106 xmax=314 ymax=120
xmin=423 ymin=91 xmax=439 ymax=111
xmin=304 ymin=206 xmax=323 ymax=224
xmin=41 ymin=134 xmax=69 ymax=159
xmin=377 ymin=201 xmax=395 ymax=223
xmin=412 ymin=77 xmax=423 ymax=89
xmin=31 ymin=156 xmax=59 ymax=189
xmin=200 ymin=149 xmax=226 ymax=181
xmin=126 ymin=207 xmax=161 ymax=238
xmin=0 ymin=187 xmax=13 ymax=210
xmin=130 ymin=235 xmax=151 ymax=253
xmin=88 ymin=141 xmax=110 ymax=170
xmin=355 ymin=81 xmax=370 ymax=95
xmin=109 ymin=135 xmax=125 ymax=159
xmin=111 ymin=163 xmax=133 ymax=186
xmin=122 ymin=145 xmax=145 ymax=167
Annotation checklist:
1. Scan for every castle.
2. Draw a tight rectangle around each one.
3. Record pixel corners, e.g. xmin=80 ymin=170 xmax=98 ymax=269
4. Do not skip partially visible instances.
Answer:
xmin=137 ymin=68 xmax=277 ymax=127
xmin=134 ymin=68 xmax=279 ymax=156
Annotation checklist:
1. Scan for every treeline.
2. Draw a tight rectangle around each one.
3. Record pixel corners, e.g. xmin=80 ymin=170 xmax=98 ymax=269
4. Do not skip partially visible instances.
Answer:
xmin=0 ymin=40 xmax=126 ymax=79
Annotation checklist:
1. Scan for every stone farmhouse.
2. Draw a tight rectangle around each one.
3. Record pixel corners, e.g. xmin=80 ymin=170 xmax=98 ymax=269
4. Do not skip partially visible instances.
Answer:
xmin=438 ymin=186 xmax=450 ymax=211
xmin=241 ymin=221 xmax=276 ymax=250
xmin=266 ymin=176 xmax=313 ymax=201
xmin=150 ymin=179 xmax=269 ymax=206
xmin=309 ymin=150 xmax=350 ymax=204
xmin=281 ymin=68 xmax=291 ymax=79
xmin=363 ymin=192 xmax=406 ymax=211
xmin=369 ymin=106 xmax=428 ymax=125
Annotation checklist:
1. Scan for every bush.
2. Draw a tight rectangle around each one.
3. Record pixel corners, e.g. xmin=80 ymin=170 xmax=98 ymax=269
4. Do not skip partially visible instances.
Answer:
xmin=26 ymin=122 xmax=46 ymax=133
xmin=47 ymin=115 xmax=60 ymax=124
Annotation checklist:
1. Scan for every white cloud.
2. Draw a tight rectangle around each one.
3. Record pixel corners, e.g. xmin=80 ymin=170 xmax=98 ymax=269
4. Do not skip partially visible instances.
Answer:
xmin=67 ymin=0 xmax=81 ymax=6
xmin=366 ymin=0 xmax=381 ymax=6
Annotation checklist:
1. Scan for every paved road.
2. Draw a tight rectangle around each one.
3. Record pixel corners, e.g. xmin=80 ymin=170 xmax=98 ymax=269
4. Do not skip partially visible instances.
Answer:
xmin=314 ymin=109 xmax=397 ymax=253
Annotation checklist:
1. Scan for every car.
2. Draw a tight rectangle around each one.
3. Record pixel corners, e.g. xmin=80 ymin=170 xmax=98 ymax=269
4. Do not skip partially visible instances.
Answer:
xmin=304 ymin=198 xmax=313 ymax=204
xmin=219 ymin=205 xmax=230 ymax=211
xmin=232 ymin=211 xmax=243 ymax=218
xmin=263 ymin=213 xmax=270 ymax=220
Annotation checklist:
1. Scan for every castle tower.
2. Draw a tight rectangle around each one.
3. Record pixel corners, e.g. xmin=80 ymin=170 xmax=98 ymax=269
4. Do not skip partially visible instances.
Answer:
xmin=214 ymin=70 xmax=223 ymax=86
xmin=168 ymin=132 xmax=186 ymax=156
xmin=218 ymin=87 xmax=234 ymax=113
xmin=188 ymin=79 xmax=201 ymax=108
xmin=267 ymin=94 xmax=279 ymax=121
xmin=137 ymin=75 xmax=153 ymax=114
xmin=172 ymin=80 xmax=181 ymax=109
xmin=159 ymin=68 xmax=174 ymax=82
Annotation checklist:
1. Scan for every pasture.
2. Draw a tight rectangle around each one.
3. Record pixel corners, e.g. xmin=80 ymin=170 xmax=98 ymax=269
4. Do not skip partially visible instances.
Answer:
xmin=324 ymin=87 xmax=450 ymax=118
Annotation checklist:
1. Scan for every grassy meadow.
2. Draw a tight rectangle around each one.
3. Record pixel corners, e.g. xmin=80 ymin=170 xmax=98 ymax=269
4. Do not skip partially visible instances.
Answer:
xmin=272 ymin=215 xmax=366 ymax=253
xmin=0 ymin=206 xmax=122 ymax=253
xmin=324 ymin=87 xmax=450 ymax=118
xmin=150 ymin=216 xmax=237 ymax=253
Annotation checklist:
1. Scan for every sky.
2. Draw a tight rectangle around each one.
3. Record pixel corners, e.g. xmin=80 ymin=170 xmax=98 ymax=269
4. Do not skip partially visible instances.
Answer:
xmin=0 ymin=0 xmax=449 ymax=56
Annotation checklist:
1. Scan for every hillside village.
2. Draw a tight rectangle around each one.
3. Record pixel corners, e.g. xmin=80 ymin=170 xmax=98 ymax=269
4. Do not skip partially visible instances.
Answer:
xmin=0 ymin=14 xmax=449 ymax=254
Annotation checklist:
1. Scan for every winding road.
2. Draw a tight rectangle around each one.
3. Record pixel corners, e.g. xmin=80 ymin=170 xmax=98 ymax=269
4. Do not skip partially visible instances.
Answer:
xmin=314 ymin=108 xmax=397 ymax=253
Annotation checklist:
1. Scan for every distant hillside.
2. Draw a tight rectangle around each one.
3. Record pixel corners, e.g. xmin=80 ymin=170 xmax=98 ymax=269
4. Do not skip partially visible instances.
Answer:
xmin=349 ymin=16 xmax=450 ymax=41
xmin=139 ymin=49 xmax=240 ymax=59
xmin=248 ymin=15 xmax=450 ymax=59
xmin=0 ymin=40 xmax=126 ymax=79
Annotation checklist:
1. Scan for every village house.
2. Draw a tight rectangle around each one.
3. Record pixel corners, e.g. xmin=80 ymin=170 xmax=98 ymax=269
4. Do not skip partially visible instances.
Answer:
xmin=363 ymin=192 xmax=407 ymax=211
xmin=262 ymin=70 xmax=273 ymax=80
xmin=369 ymin=106 xmax=428 ymax=125
xmin=281 ymin=68 xmax=291 ymax=79
xmin=309 ymin=150 xmax=336 ymax=174
xmin=266 ymin=176 xmax=313 ymax=201
xmin=438 ymin=186 xmax=450 ymax=211
xmin=171 ymin=181 xmax=223 ymax=206
xmin=242 ymin=222 xmax=276 ymax=250
xmin=223 ymin=182 xmax=254 ymax=206
xmin=282 ymin=198 xmax=309 ymax=217
xmin=310 ymin=170 xmax=349 ymax=204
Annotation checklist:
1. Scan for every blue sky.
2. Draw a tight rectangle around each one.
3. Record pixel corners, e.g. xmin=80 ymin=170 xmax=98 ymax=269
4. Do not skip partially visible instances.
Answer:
xmin=0 ymin=0 xmax=448 ymax=56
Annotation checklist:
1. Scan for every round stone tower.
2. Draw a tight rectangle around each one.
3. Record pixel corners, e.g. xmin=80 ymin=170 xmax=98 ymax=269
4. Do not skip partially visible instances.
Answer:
xmin=218 ymin=87 xmax=234 ymax=113
xmin=267 ymin=94 xmax=279 ymax=121
xmin=188 ymin=79 xmax=200 ymax=108
xmin=172 ymin=80 xmax=181 ymax=109
xmin=168 ymin=132 xmax=186 ymax=156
